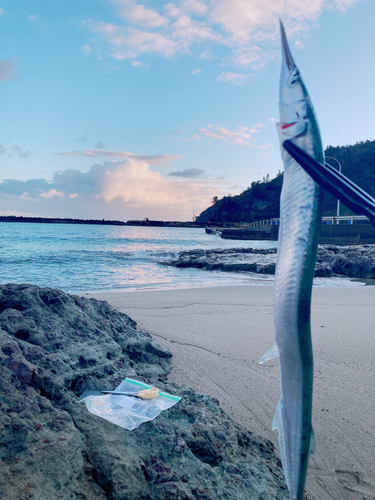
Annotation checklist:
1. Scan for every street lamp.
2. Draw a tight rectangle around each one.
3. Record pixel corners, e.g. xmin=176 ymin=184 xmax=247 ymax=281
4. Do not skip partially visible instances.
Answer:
xmin=325 ymin=156 xmax=342 ymax=223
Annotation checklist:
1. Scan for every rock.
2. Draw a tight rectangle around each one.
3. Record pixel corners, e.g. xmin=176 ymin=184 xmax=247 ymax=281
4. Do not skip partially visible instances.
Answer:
xmin=316 ymin=244 xmax=375 ymax=277
xmin=0 ymin=284 xmax=298 ymax=500
xmin=314 ymin=262 xmax=333 ymax=277
xmin=256 ymin=263 xmax=276 ymax=274
xmin=161 ymin=248 xmax=278 ymax=276
xmin=161 ymin=244 xmax=375 ymax=279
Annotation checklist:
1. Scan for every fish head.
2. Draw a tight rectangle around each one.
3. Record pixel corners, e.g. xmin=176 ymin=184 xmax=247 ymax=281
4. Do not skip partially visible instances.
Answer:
xmin=278 ymin=20 xmax=312 ymax=140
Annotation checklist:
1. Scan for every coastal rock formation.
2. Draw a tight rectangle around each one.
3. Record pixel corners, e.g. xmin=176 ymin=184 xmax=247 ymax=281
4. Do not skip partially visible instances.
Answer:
xmin=316 ymin=244 xmax=375 ymax=278
xmin=0 ymin=284 xmax=295 ymax=500
xmin=161 ymin=244 xmax=375 ymax=279
xmin=162 ymin=248 xmax=277 ymax=274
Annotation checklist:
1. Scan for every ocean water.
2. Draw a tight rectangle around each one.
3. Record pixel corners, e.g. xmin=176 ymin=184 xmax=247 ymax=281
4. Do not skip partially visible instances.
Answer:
xmin=0 ymin=223 xmax=361 ymax=293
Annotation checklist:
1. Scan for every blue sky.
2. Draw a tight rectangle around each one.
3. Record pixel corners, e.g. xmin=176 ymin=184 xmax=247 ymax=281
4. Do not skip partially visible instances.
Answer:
xmin=0 ymin=0 xmax=373 ymax=221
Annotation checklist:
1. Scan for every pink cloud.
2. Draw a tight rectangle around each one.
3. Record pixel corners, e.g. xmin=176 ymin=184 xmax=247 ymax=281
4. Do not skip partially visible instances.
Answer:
xmin=56 ymin=149 xmax=181 ymax=165
xmin=98 ymin=158 xmax=226 ymax=209
xmin=38 ymin=189 xmax=65 ymax=199
xmin=196 ymin=123 xmax=272 ymax=149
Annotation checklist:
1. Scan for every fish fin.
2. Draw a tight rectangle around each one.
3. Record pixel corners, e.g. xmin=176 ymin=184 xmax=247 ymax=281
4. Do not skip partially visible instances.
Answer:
xmin=272 ymin=400 xmax=291 ymax=490
xmin=259 ymin=344 xmax=279 ymax=364
xmin=309 ymin=427 xmax=315 ymax=455
xmin=272 ymin=399 xmax=282 ymax=431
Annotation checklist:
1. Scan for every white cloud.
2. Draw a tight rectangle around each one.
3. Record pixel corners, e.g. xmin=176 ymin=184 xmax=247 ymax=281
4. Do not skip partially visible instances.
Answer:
xmin=294 ymin=40 xmax=305 ymax=49
xmin=84 ymin=20 xmax=178 ymax=59
xmin=191 ymin=68 xmax=201 ymax=75
xmin=230 ymin=45 xmax=267 ymax=70
xmin=332 ymin=0 xmax=361 ymax=12
xmin=164 ymin=0 xmax=208 ymax=18
xmin=69 ymin=193 xmax=78 ymax=199
xmin=216 ymin=72 xmax=251 ymax=85
xmin=82 ymin=8 xmax=224 ymax=61
xmin=171 ymin=14 xmax=223 ymax=45
xmin=0 ymin=58 xmax=18 ymax=82
xmin=81 ymin=44 xmax=92 ymax=55
xmin=97 ymin=159 xmax=222 ymax=208
xmin=197 ymin=123 xmax=269 ymax=147
xmin=198 ymin=50 xmax=211 ymax=59
xmin=131 ymin=60 xmax=150 ymax=67
xmin=109 ymin=0 xmax=168 ymax=27
xmin=0 ymin=8 xmax=3 ymax=15
xmin=81 ymin=0 xmax=359 ymax=71
xmin=39 ymin=189 xmax=65 ymax=199
xmin=28 ymin=14 xmax=37 ymax=21
xmin=208 ymin=0 xmax=324 ymax=42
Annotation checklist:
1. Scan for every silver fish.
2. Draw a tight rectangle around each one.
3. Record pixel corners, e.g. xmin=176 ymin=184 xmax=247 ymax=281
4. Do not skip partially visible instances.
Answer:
xmin=259 ymin=21 xmax=324 ymax=500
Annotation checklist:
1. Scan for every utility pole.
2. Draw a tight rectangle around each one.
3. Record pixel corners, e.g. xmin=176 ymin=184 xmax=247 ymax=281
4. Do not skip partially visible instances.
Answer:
xmin=326 ymin=156 xmax=342 ymax=224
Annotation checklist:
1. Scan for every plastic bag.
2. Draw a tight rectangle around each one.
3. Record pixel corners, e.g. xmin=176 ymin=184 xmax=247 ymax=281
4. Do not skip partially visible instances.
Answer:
xmin=79 ymin=378 xmax=181 ymax=430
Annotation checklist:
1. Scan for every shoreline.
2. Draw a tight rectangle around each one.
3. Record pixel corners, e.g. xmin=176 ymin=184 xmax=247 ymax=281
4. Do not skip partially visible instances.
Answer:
xmin=78 ymin=278 xmax=367 ymax=296
xmin=84 ymin=285 xmax=375 ymax=500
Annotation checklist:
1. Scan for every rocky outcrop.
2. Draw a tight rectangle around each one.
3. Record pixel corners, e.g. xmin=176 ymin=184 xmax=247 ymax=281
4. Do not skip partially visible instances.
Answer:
xmin=0 ymin=284 xmax=296 ymax=500
xmin=161 ymin=244 xmax=375 ymax=279
xmin=316 ymin=244 xmax=375 ymax=278
xmin=161 ymin=247 xmax=277 ymax=274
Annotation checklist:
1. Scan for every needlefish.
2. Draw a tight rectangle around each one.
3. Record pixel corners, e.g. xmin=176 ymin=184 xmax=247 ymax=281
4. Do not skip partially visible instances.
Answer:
xmin=259 ymin=21 xmax=324 ymax=500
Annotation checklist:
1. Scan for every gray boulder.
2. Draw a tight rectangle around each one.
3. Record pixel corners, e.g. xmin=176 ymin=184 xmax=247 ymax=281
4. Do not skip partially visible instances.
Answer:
xmin=0 ymin=284 xmax=296 ymax=500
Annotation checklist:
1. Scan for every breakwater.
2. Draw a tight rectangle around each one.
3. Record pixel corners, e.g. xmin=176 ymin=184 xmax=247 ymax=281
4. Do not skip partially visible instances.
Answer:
xmin=0 ymin=215 xmax=126 ymax=225
xmin=0 ymin=216 xmax=206 ymax=228
xmin=221 ymin=224 xmax=375 ymax=245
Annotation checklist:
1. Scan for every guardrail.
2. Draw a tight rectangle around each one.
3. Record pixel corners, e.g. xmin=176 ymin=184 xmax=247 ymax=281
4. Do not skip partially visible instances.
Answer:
xmin=241 ymin=218 xmax=280 ymax=228
xmin=240 ymin=215 xmax=370 ymax=228
xmin=321 ymin=215 xmax=369 ymax=225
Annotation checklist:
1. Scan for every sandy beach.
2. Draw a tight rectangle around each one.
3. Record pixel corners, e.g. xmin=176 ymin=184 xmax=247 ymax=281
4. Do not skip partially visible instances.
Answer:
xmin=84 ymin=285 xmax=375 ymax=500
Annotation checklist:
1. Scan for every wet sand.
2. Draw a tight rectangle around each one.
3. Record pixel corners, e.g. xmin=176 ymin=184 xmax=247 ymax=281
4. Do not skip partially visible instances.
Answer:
xmin=83 ymin=285 xmax=375 ymax=500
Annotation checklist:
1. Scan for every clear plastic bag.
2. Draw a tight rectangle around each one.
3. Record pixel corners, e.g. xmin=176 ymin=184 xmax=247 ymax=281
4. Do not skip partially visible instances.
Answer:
xmin=79 ymin=378 xmax=181 ymax=430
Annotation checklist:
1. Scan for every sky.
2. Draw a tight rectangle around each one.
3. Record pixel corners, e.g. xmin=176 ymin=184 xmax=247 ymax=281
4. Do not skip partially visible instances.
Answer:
xmin=0 ymin=0 xmax=374 ymax=222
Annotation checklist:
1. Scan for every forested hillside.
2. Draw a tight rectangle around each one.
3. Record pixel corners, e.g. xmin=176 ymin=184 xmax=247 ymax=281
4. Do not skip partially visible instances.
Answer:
xmin=196 ymin=139 xmax=375 ymax=223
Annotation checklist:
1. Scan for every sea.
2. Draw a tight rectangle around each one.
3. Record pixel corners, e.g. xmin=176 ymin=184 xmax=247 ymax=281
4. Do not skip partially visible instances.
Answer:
xmin=0 ymin=222 xmax=361 ymax=294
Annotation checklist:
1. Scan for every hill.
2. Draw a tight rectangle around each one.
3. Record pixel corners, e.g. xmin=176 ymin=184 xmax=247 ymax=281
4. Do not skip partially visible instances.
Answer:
xmin=196 ymin=139 xmax=375 ymax=224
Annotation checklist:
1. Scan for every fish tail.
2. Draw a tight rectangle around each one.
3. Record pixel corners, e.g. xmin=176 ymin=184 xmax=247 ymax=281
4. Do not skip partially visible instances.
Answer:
xmin=272 ymin=400 xmax=291 ymax=491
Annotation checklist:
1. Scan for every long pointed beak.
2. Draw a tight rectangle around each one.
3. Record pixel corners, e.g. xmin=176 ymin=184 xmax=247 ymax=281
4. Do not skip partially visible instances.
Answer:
xmin=283 ymin=140 xmax=375 ymax=227
xmin=280 ymin=20 xmax=296 ymax=73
